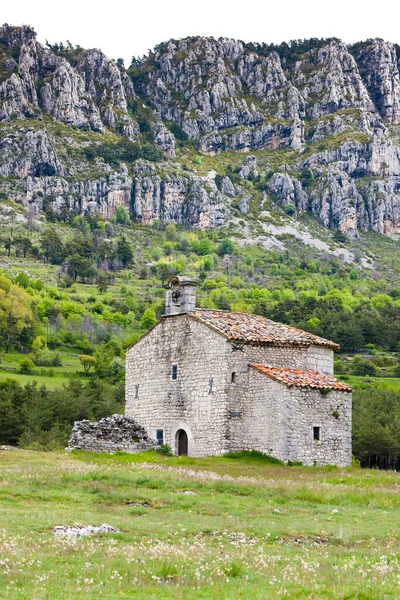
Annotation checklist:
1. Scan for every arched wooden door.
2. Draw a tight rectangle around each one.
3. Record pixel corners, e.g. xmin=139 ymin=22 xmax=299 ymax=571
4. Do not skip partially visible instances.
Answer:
xmin=177 ymin=429 xmax=188 ymax=456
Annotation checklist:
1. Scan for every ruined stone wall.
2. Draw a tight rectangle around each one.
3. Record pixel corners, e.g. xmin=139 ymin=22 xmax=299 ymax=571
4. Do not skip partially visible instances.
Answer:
xmin=68 ymin=414 xmax=157 ymax=454
xmin=227 ymin=369 xmax=352 ymax=466
xmin=125 ymin=315 xmax=230 ymax=457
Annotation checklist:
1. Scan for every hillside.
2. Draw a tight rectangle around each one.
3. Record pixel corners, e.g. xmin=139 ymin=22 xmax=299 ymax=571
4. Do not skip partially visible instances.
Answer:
xmin=1 ymin=25 xmax=400 ymax=235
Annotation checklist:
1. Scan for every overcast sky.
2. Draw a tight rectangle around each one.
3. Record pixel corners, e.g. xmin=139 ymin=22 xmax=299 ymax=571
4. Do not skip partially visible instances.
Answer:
xmin=3 ymin=0 xmax=399 ymax=65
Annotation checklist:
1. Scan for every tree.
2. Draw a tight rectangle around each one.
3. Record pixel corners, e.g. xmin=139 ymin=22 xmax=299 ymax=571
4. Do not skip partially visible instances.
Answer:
xmin=116 ymin=236 xmax=133 ymax=268
xmin=14 ymin=236 xmax=33 ymax=258
xmin=114 ymin=206 xmax=130 ymax=225
xmin=217 ymin=238 xmax=235 ymax=256
xmin=140 ymin=308 xmax=156 ymax=329
xmin=4 ymin=238 xmax=12 ymax=257
xmin=196 ymin=238 xmax=212 ymax=256
xmin=97 ymin=271 xmax=109 ymax=293
xmin=15 ymin=273 xmax=30 ymax=289
xmin=0 ymin=284 xmax=35 ymax=352
xmin=40 ymin=229 xmax=64 ymax=264
xmin=79 ymin=354 xmax=97 ymax=375
xmin=67 ymin=255 xmax=95 ymax=282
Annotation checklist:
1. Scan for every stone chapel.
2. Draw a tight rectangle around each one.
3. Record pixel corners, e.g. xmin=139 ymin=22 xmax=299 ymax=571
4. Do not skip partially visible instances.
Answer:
xmin=125 ymin=276 xmax=352 ymax=466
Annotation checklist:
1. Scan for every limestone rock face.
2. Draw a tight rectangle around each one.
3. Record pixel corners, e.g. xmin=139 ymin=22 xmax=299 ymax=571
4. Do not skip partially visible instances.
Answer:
xmin=2 ymin=27 xmax=400 ymax=235
xmin=269 ymin=173 xmax=308 ymax=213
xmin=40 ymin=60 xmax=104 ymax=131
xmin=0 ymin=29 xmax=137 ymax=137
xmin=151 ymin=121 xmax=176 ymax=157
xmin=0 ymin=24 xmax=36 ymax=48
xmin=0 ymin=128 xmax=62 ymax=178
xmin=75 ymin=49 xmax=139 ymax=139
xmin=293 ymin=42 xmax=375 ymax=120
xmin=355 ymin=40 xmax=400 ymax=124
xmin=0 ymin=73 xmax=35 ymax=121
xmin=22 ymin=168 xmax=133 ymax=219
xmin=132 ymin=163 xmax=226 ymax=228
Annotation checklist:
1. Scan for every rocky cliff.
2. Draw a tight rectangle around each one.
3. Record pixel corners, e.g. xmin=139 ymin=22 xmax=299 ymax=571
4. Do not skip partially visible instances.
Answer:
xmin=1 ymin=24 xmax=400 ymax=234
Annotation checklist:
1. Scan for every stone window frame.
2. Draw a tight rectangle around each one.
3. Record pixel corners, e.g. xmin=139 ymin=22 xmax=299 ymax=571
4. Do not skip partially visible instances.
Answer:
xmin=313 ymin=425 xmax=322 ymax=444
xmin=171 ymin=364 xmax=178 ymax=380
xmin=155 ymin=429 xmax=164 ymax=446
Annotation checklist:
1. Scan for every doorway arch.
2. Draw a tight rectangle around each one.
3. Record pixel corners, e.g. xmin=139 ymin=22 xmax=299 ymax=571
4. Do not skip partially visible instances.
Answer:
xmin=176 ymin=429 xmax=188 ymax=456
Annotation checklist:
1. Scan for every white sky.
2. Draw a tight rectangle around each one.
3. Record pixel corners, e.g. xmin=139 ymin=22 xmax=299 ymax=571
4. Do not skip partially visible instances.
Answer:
xmin=3 ymin=0 xmax=399 ymax=66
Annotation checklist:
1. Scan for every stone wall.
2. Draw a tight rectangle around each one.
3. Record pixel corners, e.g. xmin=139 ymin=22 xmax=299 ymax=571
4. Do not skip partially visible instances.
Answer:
xmin=228 ymin=369 xmax=352 ymax=466
xmin=307 ymin=346 xmax=334 ymax=375
xmin=125 ymin=314 xmax=231 ymax=457
xmin=68 ymin=414 xmax=157 ymax=454
xmin=225 ymin=343 xmax=334 ymax=376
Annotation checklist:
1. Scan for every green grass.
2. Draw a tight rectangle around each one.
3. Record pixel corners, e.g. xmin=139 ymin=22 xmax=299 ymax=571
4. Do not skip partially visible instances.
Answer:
xmin=0 ymin=372 xmax=71 ymax=389
xmin=0 ymin=352 xmax=86 ymax=389
xmin=341 ymin=375 xmax=400 ymax=390
xmin=1 ymin=449 xmax=400 ymax=599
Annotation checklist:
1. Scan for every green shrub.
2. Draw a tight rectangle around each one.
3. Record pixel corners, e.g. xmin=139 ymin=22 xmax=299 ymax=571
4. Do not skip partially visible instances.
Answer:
xmin=19 ymin=358 xmax=35 ymax=374
xmin=156 ymin=444 xmax=172 ymax=456
xmin=284 ymin=204 xmax=296 ymax=216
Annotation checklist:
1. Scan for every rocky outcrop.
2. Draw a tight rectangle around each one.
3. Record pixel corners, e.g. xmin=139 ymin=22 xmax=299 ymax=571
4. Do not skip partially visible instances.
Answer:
xmin=151 ymin=121 xmax=175 ymax=157
xmin=293 ymin=42 xmax=375 ymax=120
xmin=75 ymin=49 xmax=139 ymax=139
xmin=15 ymin=159 xmax=226 ymax=228
xmin=0 ymin=29 xmax=138 ymax=137
xmin=132 ymin=162 xmax=226 ymax=228
xmin=23 ymin=167 xmax=132 ymax=218
xmin=0 ymin=127 xmax=62 ymax=177
xmin=355 ymin=40 xmax=400 ymax=124
xmin=68 ymin=414 xmax=158 ymax=453
xmin=136 ymin=37 xmax=400 ymax=154
xmin=2 ymin=27 xmax=400 ymax=235
xmin=269 ymin=173 xmax=308 ymax=212
xmin=0 ymin=24 xmax=36 ymax=47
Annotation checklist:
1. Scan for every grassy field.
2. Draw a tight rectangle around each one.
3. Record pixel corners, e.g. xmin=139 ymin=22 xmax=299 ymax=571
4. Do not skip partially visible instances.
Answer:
xmin=0 ymin=352 xmax=85 ymax=389
xmin=342 ymin=375 xmax=400 ymax=390
xmin=0 ymin=450 xmax=399 ymax=599
xmin=0 ymin=372 xmax=71 ymax=389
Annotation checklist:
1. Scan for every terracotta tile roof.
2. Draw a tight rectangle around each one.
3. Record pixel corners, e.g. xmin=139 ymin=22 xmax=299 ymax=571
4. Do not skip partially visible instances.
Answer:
xmin=189 ymin=309 xmax=339 ymax=350
xmin=249 ymin=364 xmax=352 ymax=391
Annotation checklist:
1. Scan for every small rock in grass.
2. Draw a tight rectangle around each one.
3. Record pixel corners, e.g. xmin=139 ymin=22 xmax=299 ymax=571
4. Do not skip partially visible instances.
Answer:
xmin=53 ymin=524 xmax=121 ymax=537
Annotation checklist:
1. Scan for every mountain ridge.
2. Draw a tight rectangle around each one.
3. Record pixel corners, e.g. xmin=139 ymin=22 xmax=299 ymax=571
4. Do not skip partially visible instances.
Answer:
xmin=1 ymin=24 xmax=400 ymax=235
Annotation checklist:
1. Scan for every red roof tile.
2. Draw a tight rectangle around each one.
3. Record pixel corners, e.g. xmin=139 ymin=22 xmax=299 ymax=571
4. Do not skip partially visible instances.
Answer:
xmin=189 ymin=309 xmax=339 ymax=350
xmin=249 ymin=364 xmax=352 ymax=391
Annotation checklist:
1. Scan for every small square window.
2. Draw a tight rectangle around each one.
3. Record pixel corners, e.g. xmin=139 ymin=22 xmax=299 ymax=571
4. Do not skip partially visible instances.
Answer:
xmin=156 ymin=429 xmax=164 ymax=445
xmin=313 ymin=426 xmax=321 ymax=442
xmin=171 ymin=364 xmax=178 ymax=380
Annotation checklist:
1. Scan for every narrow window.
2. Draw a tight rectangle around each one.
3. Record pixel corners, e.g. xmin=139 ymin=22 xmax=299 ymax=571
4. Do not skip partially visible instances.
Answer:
xmin=156 ymin=429 xmax=164 ymax=446
xmin=231 ymin=372 xmax=236 ymax=383
xmin=135 ymin=384 xmax=139 ymax=399
xmin=313 ymin=426 xmax=321 ymax=442
xmin=171 ymin=364 xmax=178 ymax=380
xmin=209 ymin=377 xmax=213 ymax=394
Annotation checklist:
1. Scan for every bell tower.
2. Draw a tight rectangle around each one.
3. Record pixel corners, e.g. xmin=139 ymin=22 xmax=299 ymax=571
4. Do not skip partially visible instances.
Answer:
xmin=165 ymin=276 xmax=197 ymax=316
